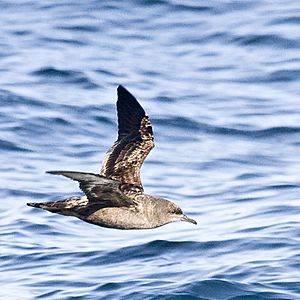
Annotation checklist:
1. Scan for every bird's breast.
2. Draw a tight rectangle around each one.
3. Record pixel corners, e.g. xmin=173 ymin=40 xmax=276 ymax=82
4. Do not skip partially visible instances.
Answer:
xmin=82 ymin=206 xmax=154 ymax=230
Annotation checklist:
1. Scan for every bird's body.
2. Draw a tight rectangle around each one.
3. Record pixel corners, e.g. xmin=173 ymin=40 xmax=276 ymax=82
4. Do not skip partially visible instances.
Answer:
xmin=27 ymin=86 xmax=196 ymax=229
xmin=31 ymin=192 xmax=182 ymax=229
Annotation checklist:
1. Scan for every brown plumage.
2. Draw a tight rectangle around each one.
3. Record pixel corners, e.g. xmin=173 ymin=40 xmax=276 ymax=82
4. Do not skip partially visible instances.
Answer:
xmin=27 ymin=85 xmax=197 ymax=230
xmin=100 ymin=85 xmax=154 ymax=193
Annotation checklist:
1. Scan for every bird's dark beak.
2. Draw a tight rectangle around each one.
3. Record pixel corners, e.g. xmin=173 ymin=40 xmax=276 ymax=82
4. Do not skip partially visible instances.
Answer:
xmin=181 ymin=214 xmax=197 ymax=225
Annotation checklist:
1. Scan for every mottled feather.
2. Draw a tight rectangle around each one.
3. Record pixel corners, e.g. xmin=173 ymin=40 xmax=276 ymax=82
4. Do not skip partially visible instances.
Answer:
xmin=100 ymin=85 xmax=154 ymax=192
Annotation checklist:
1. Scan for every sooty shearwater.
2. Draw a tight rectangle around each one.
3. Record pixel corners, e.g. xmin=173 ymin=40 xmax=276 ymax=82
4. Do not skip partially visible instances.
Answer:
xmin=27 ymin=86 xmax=197 ymax=229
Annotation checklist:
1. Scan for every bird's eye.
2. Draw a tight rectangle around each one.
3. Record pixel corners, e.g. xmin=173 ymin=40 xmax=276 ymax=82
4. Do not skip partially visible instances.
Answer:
xmin=172 ymin=208 xmax=181 ymax=214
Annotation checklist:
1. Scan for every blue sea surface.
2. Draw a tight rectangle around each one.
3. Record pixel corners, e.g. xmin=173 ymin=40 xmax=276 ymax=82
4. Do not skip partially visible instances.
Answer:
xmin=1 ymin=0 xmax=300 ymax=299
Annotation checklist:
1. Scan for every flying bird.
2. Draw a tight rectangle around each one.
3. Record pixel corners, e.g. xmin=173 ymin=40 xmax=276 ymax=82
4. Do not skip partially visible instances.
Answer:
xmin=27 ymin=86 xmax=197 ymax=229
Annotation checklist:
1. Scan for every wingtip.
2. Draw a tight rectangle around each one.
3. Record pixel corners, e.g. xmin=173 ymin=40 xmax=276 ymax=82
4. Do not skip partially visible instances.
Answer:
xmin=46 ymin=170 xmax=60 ymax=175
xmin=117 ymin=85 xmax=131 ymax=97
xmin=117 ymin=84 xmax=125 ymax=91
xmin=46 ymin=171 xmax=71 ymax=176
xmin=116 ymin=85 xmax=145 ymax=115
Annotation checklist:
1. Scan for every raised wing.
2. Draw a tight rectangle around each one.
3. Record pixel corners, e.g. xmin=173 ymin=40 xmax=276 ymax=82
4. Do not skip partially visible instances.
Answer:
xmin=47 ymin=171 xmax=135 ymax=207
xmin=100 ymin=85 xmax=154 ymax=191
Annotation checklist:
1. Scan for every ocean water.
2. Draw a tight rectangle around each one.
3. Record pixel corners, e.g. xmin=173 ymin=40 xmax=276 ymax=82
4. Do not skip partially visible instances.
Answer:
xmin=1 ymin=0 xmax=300 ymax=299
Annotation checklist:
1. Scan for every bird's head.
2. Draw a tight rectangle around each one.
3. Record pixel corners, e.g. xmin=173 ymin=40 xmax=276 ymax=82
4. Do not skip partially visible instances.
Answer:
xmin=167 ymin=203 xmax=197 ymax=225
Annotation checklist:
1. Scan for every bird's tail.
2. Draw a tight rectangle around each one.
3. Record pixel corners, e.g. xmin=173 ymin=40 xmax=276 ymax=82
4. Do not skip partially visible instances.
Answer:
xmin=27 ymin=196 xmax=88 ymax=215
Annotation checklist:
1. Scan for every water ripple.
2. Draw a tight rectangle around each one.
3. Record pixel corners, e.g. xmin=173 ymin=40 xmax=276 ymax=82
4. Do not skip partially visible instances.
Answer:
xmin=31 ymin=67 xmax=98 ymax=89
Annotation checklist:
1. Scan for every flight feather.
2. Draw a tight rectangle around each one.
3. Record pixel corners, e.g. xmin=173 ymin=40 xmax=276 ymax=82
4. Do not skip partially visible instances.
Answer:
xmin=100 ymin=85 xmax=154 ymax=191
